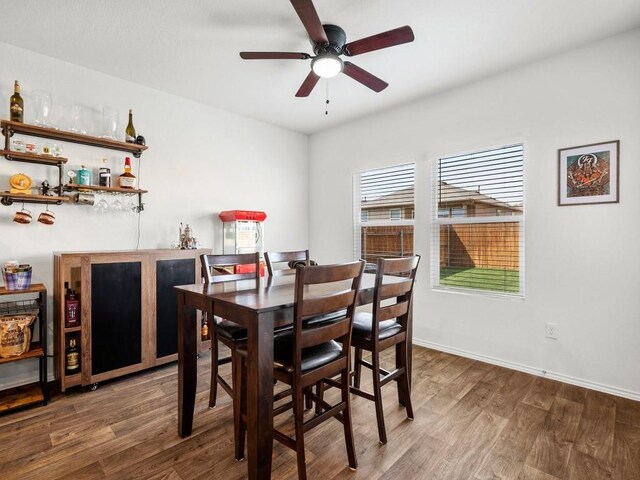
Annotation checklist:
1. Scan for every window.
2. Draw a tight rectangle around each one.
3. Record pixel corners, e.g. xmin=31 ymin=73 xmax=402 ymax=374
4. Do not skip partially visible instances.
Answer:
xmin=431 ymin=144 xmax=524 ymax=296
xmin=354 ymin=164 xmax=415 ymax=271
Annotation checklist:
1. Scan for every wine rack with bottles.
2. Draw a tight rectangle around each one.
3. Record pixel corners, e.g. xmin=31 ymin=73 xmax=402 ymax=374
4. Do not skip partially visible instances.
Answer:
xmin=1 ymin=120 xmax=148 ymax=208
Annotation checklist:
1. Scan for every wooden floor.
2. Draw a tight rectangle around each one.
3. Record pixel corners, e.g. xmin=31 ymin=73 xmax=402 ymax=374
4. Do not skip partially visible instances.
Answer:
xmin=1 ymin=346 xmax=639 ymax=480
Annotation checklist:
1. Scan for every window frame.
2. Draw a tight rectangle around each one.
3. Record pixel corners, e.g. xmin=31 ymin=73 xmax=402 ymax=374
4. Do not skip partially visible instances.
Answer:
xmin=353 ymin=163 xmax=415 ymax=270
xmin=430 ymin=144 xmax=525 ymax=298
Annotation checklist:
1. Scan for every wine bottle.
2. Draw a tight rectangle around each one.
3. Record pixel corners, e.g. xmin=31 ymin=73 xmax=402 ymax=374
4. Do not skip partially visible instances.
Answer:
xmin=65 ymin=288 xmax=80 ymax=328
xmin=125 ymin=109 xmax=136 ymax=143
xmin=65 ymin=338 xmax=80 ymax=374
xmin=119 ymin=156 xmax=137 ymax=189
xmin=10 ymin=80 xmax=24 ymax=123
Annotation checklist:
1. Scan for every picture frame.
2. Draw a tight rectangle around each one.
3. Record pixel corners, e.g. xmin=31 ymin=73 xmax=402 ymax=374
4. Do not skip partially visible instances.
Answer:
xmin=558 ymin=140 xmax=619 ymax=206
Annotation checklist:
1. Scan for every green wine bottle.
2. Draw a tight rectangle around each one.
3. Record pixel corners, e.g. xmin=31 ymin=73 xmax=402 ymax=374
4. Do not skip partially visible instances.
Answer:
xmin=125 ymin=109 xmax=136 ymax=143
xmin=10 ymin=80 xmax=24 ymax=123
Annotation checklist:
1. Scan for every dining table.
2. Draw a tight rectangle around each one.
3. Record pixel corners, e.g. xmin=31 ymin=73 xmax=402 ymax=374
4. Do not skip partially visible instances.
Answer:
xmin=175 ymin=271 xmax=413 ymax=480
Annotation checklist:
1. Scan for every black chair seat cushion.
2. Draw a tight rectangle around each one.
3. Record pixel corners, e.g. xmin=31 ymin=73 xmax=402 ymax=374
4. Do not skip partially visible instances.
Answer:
xmin=273 ymin=334 xmax=343 ymax=372
xmin=352 ymin=311 xmax=401 ymax=341
xmin=215 ymin=319 xmax=247 ymax=341
xmin=215 ymin=316 xmax=292 ymax=343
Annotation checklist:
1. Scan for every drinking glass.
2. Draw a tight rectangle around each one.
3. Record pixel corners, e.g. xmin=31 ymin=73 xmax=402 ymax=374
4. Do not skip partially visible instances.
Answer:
xmin=69 ymin=104 xmax=87 ymax=134
xmin=101 ymin=107 xmax=119 ymax=140
xmin=32 ymin=90 xmax=52 ymax=126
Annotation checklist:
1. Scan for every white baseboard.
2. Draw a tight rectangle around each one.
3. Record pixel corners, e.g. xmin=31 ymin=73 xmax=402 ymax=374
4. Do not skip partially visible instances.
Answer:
xmin=413 ymin=338 xmax=640 ymax=402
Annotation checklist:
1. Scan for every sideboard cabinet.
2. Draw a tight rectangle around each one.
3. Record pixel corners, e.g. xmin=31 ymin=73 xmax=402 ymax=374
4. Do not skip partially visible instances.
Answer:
xmin=54 ymin=249 xmax=209 ymax=391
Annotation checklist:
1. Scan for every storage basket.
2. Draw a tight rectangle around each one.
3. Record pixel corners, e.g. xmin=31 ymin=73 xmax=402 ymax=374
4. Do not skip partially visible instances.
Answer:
xmin=2 ymin=267 xmax=32 ymax=291
xmin=0 ymin=314 xmax=35 ymax=357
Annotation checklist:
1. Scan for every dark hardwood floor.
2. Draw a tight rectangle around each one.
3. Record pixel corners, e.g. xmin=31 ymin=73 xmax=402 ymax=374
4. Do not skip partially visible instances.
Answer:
xmin=1 ymin=346 xmax=639 ymax=479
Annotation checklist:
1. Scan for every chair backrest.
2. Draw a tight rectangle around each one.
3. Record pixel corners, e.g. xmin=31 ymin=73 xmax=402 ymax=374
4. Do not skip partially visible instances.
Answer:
xmin=264 ymin=250 xmax=310 ymax=277
xmin=200 ymin=253 xmax=260 ymax=284
xmin=292 ymin=260 xmax=365 ymax=373
xmin=371 ymin=255 xmax=421 ymax=338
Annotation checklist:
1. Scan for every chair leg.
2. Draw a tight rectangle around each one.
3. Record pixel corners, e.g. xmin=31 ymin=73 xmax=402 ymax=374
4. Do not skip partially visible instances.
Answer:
xmin=353 ymin=348 xmax=363 ymax=388
xmin=233 ymin=353 xmax=246 ymax=461
xmin=209 ymin=331 xmax=219 ymax=408
xmin=314 ymin=381 xmax=324 ymax=415
xmin=371 ymin=351 xmax=387 ymax=445
xmin=293 ymin=385 xmax=307 ymax=480
xmin=341 ymin=369 xmax=358 ymax=470
xmin=398 ymin=341 xmax=414 ymax=420
xmin=305 ymin=391 xmax=313 ymax=411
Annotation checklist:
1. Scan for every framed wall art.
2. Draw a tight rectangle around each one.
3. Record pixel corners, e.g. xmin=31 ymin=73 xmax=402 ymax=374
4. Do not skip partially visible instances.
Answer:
xmin=558 ymin=140 xmax=619 ymax=206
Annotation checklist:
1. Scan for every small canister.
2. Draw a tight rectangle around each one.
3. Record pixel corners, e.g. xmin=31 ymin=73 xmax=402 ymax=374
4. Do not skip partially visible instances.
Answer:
xmin=99 ymin=167 xmax=111 ymax=187
xmin=75 ymin=193 xmax=95 ymax=205
xmin=78 ymin=166 xmax=92 ymax=186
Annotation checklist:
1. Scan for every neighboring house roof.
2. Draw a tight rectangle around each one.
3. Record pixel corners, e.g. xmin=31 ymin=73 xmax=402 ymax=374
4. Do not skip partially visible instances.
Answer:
xmin=361 ymin=182 xmax=522 ymax=212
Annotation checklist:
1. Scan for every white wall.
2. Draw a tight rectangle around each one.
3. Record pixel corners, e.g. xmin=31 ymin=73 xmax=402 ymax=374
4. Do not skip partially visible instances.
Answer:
xmin=0 ymin=42 xmax=309 ymax=389
xmin=309 ymin=29 xmax=640 ymax=399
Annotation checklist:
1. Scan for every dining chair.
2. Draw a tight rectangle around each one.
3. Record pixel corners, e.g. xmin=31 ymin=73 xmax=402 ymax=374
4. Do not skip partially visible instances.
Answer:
xmin=350 ymin=255 xmax=420 ymax=445
xmin=235 ymin=260 xmax=365 ymax=480
xmin=264 ymin=249 xmax=310 ymax=276
xmin=200 ymin=252 xmax=260 ymax=409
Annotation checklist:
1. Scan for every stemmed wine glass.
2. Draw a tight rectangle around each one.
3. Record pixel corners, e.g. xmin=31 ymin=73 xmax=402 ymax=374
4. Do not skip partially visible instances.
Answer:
xmin=94 ymin=192 xmax=109 ymax=214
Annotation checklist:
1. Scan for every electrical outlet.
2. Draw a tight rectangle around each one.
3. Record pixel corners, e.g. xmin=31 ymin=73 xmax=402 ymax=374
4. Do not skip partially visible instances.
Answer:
xmin=545 ymin=323 xmax=557 ymax=339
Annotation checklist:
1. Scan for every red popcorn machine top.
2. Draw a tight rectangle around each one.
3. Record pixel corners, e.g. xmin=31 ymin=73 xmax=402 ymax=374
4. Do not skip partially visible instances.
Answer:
xmin=219 ymin=210 xmax=267 ymax=275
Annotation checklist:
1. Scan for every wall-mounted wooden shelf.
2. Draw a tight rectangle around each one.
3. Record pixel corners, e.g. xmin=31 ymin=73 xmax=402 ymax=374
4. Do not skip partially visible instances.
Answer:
xmin=64 ymin=184 xmax=148 ymax=195
xmin=0 ymin=192 xmax=70 ymax=206
xmin=0 ymin=149 xmax=68 ymax=166
xmin=1 ymin=120 xmax=147 ymax=158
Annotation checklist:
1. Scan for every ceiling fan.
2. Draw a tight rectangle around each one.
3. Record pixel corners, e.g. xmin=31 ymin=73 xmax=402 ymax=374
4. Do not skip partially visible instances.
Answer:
xmin=239 ymin=0 xmax=415 ymax=97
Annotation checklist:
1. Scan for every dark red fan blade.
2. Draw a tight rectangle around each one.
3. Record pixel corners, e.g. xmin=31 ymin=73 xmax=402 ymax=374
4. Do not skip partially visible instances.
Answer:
xmin=290 ymin=0 xmax=328 ymax=44
xmin=342 ymin=62 xmax=388 ymax=92
xmin=240 ymin=52 xmax=310 ymax=60
xmin=295 ymin=71 xmax=321 ymax=97
xmin=344 ymin=25 xmax=414 ymax=56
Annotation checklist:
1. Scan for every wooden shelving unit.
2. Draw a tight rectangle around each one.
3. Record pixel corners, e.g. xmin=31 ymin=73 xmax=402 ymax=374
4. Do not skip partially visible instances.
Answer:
xmin=0 ymin=284 xmax=49 ymax=413
xmin=0 ymin=119 xmax=148 ymax=209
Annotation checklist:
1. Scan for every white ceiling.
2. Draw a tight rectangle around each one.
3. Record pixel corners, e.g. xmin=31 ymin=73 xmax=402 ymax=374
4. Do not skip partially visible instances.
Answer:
xmin=1 ymin=0 xmax=640 ymax=134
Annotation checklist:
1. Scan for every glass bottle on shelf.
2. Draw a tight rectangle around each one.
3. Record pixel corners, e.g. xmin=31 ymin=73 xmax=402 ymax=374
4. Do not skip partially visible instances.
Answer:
xmin=65 ymin=287 xmax=80 ymax=328
xmin=10 ymin=80 xmax=24 ymax=123
xmin=125 ymin=109 xmax=136 ymax=143
xmin=65 ymin=338 xmax=80 ymax=375
xmin=119 ymin=157 xmax=137 ymax=189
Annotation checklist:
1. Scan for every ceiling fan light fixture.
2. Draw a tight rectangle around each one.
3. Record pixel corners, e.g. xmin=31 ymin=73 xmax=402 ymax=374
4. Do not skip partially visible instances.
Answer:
xmin=311 ymin=54 xmax=343 ymax=78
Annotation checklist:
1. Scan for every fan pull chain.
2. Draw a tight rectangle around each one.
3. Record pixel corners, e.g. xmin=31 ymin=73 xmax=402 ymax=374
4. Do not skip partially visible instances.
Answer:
xmin=325 ymin=80 xmax=330 ymax=115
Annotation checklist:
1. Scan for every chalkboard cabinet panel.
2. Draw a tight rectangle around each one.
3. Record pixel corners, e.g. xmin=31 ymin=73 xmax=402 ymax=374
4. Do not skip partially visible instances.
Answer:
xmin=54 ymin=249 xmax=209 ymax=391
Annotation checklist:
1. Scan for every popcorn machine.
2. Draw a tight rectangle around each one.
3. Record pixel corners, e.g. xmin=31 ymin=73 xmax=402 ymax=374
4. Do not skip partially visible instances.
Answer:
xmin=219 ymin=210 xmax=267 ymax=275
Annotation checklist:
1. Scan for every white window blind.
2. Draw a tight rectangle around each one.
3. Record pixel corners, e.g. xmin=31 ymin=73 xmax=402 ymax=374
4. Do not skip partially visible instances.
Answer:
xmin=431 ymin=144 xmax=524 ymax=296
xmin=354 ymin=164 xmax=415 ymax=271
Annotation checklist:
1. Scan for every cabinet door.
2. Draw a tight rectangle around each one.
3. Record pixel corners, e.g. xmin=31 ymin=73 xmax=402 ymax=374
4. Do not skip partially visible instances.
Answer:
xmin=156 ymin=258 xmax=196 ymax=358
xmin=91 ymin=262 xmax=142 ymax=375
